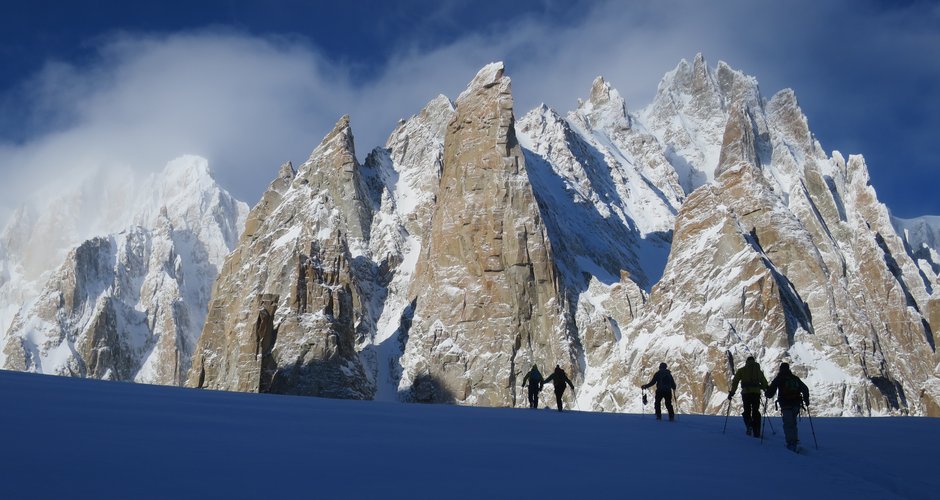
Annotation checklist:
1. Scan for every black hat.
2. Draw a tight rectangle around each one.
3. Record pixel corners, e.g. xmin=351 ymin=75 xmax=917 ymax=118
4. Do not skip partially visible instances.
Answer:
xmin=659 ymin=362 xmax=667 ymax=370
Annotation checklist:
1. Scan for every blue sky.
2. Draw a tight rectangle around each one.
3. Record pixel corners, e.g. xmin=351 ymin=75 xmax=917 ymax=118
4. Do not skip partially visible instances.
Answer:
xmin=0 ymin=0 xmax=937 ymax=218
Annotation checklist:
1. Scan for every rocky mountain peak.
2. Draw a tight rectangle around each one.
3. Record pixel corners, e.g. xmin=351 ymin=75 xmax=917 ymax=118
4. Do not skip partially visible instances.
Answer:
xmin=302 ymin=115 xmax=356 ymax=175
xmin=417 ymin=95 xmax=456 ymax=138
xmin=186 ymin=116 xmax=375 ymax=397
xmin=521 ymin=102 xmax=563 ymax=130
xmin=715 ymin=61 xmax=763 ymax=112
xmin=653 ymin=54 xmax=749 ymax=115
xmin=589 ymin=76 xmax=612 ymax=106
xmin=364 ymin=92 xmax=456 ymax=255
xmin=399 ymin=62 xmax=576 ymax=406
xmin=576 ymin=76 xmax=630 ymax=131
xmin=662 ymin=57 xmax=693 ymax=93
xmin=320 ymin=114 xmax=352 ymax=146
xmin=766 ymin=88 xmax=822 ymax=165
xmin=716 ymin=102 xmax=761 ymax=176
xmin=690 ymin=52 xmax=713 ymax=93
xmin=459 ymin=62 xmax=506 ymax=100
xmin=294 ymin=115 xmax=371 ymax=245
xmin=2 ymin=156 xmax=246 ymax=385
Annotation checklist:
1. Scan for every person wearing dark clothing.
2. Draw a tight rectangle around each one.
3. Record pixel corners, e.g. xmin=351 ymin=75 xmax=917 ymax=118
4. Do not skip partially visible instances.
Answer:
xmin=521 ymin=364 xmax=544 ymax=409
xmin=728 ymin=356 xmax=769 ymax=438
xmin=641 ymin=363 xmax=677 ymax=420
xmin=543 ymin=365 xmax=575 ymax=412
xmin=765 ymin=363 xmax=810 ymax=452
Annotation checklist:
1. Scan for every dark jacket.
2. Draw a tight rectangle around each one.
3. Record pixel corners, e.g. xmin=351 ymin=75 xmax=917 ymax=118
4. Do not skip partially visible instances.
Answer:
xmin=730 ymin=359 xmax=768 ymax=395
xmin=766 ymin=370 xmax=810 ymax=408
xmin=522 ymin=367 xmax=543 ymax=389
xmin=544 ymin=367 xmax=574 ymax=393
xmin=642 ymin=368 xmax=677 ymax=394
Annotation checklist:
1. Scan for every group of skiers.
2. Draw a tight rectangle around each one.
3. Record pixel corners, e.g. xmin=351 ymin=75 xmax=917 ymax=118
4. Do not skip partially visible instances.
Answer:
xmin=522 ymin=357 xmax=812 ymax=453
xmin=521 ymin=364 xmax=574 ymax=412
xmin=639 ymin=358 xmax=811 ymax=452
xmin=728 ymin=356 xmax=810 ymax=451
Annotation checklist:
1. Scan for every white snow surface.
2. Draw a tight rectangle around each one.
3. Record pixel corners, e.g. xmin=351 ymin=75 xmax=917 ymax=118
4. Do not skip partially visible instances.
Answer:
xmin=1 ymin=370 xmax=936 ymax=499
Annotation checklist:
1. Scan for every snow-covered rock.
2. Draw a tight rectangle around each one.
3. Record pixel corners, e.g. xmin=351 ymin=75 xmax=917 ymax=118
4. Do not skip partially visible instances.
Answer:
xmin=183 ymin=57 xmax=937 ymax=415
xmin=5 ymin=56 xmax=935 ymax=417
xmin=360 ymin=94 xmax=456 ymax=400
xmin=1 ymin=156 xmax=247 ymax=384
xmin=187 ymin=117 xmax=374 ymax=398
xmin=893 ymin=215 xmax=940 ymax=294
xmin=399 ymin=62 xmax=577 ymax=406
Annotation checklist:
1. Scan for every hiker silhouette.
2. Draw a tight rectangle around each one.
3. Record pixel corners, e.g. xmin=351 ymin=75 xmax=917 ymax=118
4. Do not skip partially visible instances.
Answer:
xmin=521 ymin=364 xmax=544 ymax=409
xmin=543 ymin=365 xmax=574 ymax=411
xmin=766 ymin=362 xmax=810 ymax=452
xmin=728 ymin=356 xmax=768 ymax=437
xmin=641 ymin=362 xmax=677 ymax=420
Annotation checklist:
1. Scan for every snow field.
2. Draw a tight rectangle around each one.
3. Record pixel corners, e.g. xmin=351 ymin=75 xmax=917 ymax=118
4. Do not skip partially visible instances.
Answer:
xmin=1 ymin=370 xmax=936 ymax=499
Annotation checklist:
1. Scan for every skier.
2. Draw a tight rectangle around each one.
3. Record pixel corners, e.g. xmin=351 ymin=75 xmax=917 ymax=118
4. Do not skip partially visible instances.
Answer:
xmin=728 ymin=356 xmax=768 ymax=437
xmin=641 ymin=362 xmax=677 ymax=421
xmin=543 ymin=365 xmax=575 ymax=412
xmin=521 ymin=364 xmax=544 ymax=409
xmin=765 ymin=363 xmax=810 ymax=452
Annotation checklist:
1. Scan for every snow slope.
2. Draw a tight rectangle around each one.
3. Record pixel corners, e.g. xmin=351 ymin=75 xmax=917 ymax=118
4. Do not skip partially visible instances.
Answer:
xmin=0 ymin=370 xmax=935 ymax=499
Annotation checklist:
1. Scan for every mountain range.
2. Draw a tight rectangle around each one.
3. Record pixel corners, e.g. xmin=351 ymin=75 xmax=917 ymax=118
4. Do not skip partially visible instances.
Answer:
xmin=2 ymin=55 xmax=937 ymax=416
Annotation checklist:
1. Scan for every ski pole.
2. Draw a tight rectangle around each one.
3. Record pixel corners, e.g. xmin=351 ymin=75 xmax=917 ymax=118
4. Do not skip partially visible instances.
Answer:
xmin=805 ymin=405 xmax=819 ymax=450
xmin=673 ymin=389 xmax=679 ymax=421
xmin=765 ymin=401 xmax=776 ymax=435
xmin=722 ymin=398 xmax=732 ymax=434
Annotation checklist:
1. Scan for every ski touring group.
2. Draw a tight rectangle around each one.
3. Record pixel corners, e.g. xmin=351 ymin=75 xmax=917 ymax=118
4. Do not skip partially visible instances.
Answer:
xmin=726 ymin=354 xmax=814 ymax=453
xmin=522 ymin=364 xmax=575 ymax=412
xmin=522 ymin=355 xmax=816 ymax=454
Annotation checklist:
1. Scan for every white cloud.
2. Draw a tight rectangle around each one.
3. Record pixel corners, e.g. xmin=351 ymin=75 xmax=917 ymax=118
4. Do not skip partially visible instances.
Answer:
xmin=0 ymin=31 xmax=351 ymax=208
xmin=0 ymin=0 xmax=937 ymax=218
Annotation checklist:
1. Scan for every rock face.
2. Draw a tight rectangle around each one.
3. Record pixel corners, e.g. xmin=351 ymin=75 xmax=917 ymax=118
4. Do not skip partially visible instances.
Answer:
xmin=398 ymin=63 xmax=577 ymax=406
xmin=5 ymin=56 xmax=935 ymax=417
xmin=359 ymin=95 xmax=456 ymax=400
xmin=577 ymin=56 xmax=938 ymax=416
xmin=186 ymin=117 xmax=374 ymax=399
xmin=0 ymin=165 xmax=162 ymax=353
xmin=180 ymin=57 xmax=935 ymax=415
xmin=1 ymin=156 xmax=247 ymax=385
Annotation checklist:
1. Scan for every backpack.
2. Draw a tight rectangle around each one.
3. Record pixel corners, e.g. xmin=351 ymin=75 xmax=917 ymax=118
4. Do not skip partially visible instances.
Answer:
xmin=741 ymin=364 xmax=762 ymax=389
xmin=656 ymin=370 xmax=674 ymax=392
xmin=778 ymin=375 xmax=802 ymax=402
